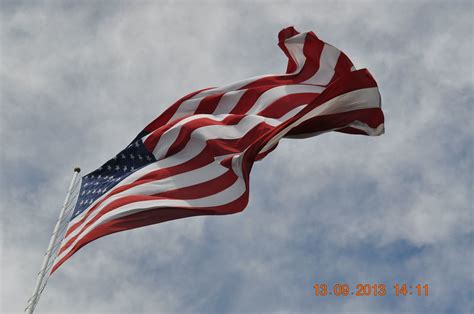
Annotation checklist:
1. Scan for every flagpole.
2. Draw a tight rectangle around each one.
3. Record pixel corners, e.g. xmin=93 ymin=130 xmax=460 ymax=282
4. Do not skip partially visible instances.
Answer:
xmin=26 ymin=167 xmax=81 ymax=314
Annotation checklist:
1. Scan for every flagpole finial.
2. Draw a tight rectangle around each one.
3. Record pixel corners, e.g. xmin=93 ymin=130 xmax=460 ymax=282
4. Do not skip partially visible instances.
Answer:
xmin=74 ymin=167 xmax=81 ymax=173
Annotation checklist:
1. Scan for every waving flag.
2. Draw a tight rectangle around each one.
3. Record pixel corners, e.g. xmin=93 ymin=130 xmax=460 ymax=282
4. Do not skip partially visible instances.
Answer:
xmin=52 ymin=26 xmax=384 ymax=273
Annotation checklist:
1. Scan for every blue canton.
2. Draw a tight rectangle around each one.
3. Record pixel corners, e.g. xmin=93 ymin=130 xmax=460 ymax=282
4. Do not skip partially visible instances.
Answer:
xmin=71 ymin=139 xmax=156 ymax=220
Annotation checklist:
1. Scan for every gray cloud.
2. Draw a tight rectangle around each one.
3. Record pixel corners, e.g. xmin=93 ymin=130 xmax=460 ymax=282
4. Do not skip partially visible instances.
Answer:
xmin=1 ymin=1 xmax=472 ymax=313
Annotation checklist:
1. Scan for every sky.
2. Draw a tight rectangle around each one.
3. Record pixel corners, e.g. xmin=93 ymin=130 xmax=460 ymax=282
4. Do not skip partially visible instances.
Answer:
xmin=0 ymin=1 xmax=473 ymax=313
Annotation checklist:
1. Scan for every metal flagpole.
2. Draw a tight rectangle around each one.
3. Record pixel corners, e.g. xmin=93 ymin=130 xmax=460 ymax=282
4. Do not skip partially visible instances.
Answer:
xmin=25 ymin=167 xmax=81 ymax=314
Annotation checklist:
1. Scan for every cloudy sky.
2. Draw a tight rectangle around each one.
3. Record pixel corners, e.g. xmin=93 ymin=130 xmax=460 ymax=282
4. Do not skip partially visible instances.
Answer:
xmin=1 ymin=1 xmax=472 ymax=313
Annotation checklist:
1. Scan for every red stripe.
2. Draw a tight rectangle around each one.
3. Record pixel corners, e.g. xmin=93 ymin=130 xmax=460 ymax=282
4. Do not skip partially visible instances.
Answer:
xmin=53 ymin=187 xmax=251 ymax=274
xmin=311 ymin=69 xmax=378 ymax=106
xmin=164 ymin=115 xmax=246 ymax=158
xmin=195 ymin=93 xmax=225 ymax=115
xmin=156 ymin=170 xmax=237 ymax=199
xmin=336 ymin=126 xmax=373 ymax=135
xmin=328 ymin=51 xmax=354 ymax=85
xmin=257 ymin=93 xmax=319 ymax=118
xmin=229 ymin=85 xmax=274 ymax=114
xmin=51 ymin=208 xmax=212 ymax=274
xmin=286 ymin=108 xmax=384 ymax=136
xmin=142 ymin=88 xmax=212 ymax=134
xmin=241 ymin=32 xmax=324 ymax=89
xmin=278 ymin=26 xmax=300 ymax=73
xmin=143 ymin=114 xmax=191 ymax=151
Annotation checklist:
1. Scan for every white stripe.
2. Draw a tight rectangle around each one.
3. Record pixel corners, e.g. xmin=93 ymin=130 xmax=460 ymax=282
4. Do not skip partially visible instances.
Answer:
xmin=168 ymin=97 xmax=203 ymax=122
xmin=251 ymin=84 xmax=323 ymax=114
xmin=283 ymin=33 xmax=307 ymax=73
xmin=213 ymin=89 xmax=246 ymax=115
xmin=285 ymin=121 xmax=384 ymax=139
xmin=152 ymin=114 xmax=228 ymax=160
xmin=259 ymin=87 xmax=381 ymax=153
xmin=187 ymin=74 xmax=269 ymax=100
xmin=303 ymin=44 xmax=340 ymax=86
xmin=317 ymin=87 xmax=380 ymax=115
xmin=347 ymin=121 xmax=384 ymax=136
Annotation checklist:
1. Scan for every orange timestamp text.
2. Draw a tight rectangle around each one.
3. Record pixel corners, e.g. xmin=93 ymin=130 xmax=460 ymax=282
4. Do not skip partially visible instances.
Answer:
xmin=313 ymin=283 xmax=429 ymax=297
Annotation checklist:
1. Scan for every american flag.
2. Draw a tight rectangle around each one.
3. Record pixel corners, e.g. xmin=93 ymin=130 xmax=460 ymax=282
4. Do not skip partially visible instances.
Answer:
xmin=51 ymin=26 xmax=384 ymax=273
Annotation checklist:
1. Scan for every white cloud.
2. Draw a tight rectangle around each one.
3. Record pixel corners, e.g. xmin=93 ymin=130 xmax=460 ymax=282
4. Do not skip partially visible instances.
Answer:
xmin=1 ymin=1 xmax=472 ymax=313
